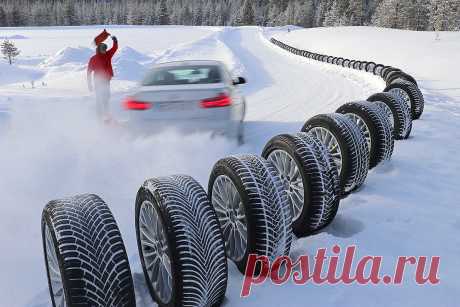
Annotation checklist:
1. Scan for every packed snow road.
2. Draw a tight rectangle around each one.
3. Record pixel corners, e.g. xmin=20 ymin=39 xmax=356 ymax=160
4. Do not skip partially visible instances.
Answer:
xmin=222 ymin=27 xmax=382 ymax=148
xmin=0 ymin=26 xmax=458 ymax=306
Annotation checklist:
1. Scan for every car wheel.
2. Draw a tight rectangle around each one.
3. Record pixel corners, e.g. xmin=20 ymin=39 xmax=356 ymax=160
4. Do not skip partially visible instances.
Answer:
xmin=42 ymin=194 xmax=135 ymax=307
xmin=336 ymin=102 xmax=394 ymax=169
xmin=384 ymin=80 xmax=424 ymax=120
xmin=136 ymin=175 xmax=228 ymax=307
xmin=262 ymin=133 xmax=340 ymax=237
xmin=302 ymin=114 xmax=369 ymax=197
xmin=368 ymin=92 xmax=412 ymax=140
xmin=208 ymin=154 xmax=292 ymax=274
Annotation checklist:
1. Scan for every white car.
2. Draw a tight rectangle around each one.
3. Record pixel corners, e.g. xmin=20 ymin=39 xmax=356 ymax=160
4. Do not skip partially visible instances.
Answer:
xmin=123 ymin=60 xmax=246 ymax=143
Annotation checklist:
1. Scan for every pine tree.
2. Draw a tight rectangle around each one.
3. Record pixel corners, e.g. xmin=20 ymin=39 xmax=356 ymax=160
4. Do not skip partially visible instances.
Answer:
xmin=63 ymin=1 xmax=78 ymax=26
xmin=193 ymin=1 xmax=203 ymax=25
xmin=240 ymin=0 xmax=255 ymax=25
xmin=373 ymin=0 xmax=399 ymax=28
xmin=324 ymin=0 xmax=341 ymax=26
xmin=348 ymin=0 xmax=365 ymax=25
xmin=10 ymin=5 xmax=26 ymax=26
xmin=158 ymin=0 xmax=170 ymax=25
xmin=1 ymin=40 xmax=21 ymax=65
xmin=0 ymin=6 xmax=7 ymax=27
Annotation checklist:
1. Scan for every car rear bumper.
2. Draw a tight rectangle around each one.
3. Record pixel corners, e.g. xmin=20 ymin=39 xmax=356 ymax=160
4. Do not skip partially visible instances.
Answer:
xmin=125 ymin=118 xmax=242 ymax=139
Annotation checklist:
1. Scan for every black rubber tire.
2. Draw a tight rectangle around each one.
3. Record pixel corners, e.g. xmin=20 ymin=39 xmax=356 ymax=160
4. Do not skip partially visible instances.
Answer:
xmin=302 ymin=114 xmax=369 ymax=197
xmin=336 ymin=102 xmax=394 ymax=169
xmin=208 ymin=154 xmax=292 ymax=274
xmin=380 ymin=66 xmax=393 ymax=78
xmin=353 ymin=61 xmax=361 ymax=70
xmin=386 ymin=71 xmax=418 ymax=86
xmin=327 ymin=56 xmax=334 ymax=63
xmin=360 ymin=62 xmax=368 ymax=71
xmin=348 ymin=60 xmax=356 ymax=69
xmin=136 ymin=175 xmax=228 ymax=307
xmin=365 ymin=62 xmax=376 ymax=73
xmin=373 ymin=64 xmax=385 ymax=75
xmin=42 ymin=194 xmax=136 ymax=307
xmin=368 ymin=92 xmax=412 ymax=140
xmin=262 ymin=133 xmax=340 ymax=237
xmin=337 ymin=57 xmax=344 ymax=66
xmin=383 ymin=67 xmax=401 ymax=80
xmin=343 ymin=59 xmax=350 ymax=67
xmin=384 ymin=80 xmax=424 ymax=120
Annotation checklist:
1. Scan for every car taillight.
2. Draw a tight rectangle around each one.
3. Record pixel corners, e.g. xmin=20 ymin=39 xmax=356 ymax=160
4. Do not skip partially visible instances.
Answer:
xmin=123 ymin=97 xmax=152 ymax=110
xmin=200 ymin=93 xmax=232 ymax=108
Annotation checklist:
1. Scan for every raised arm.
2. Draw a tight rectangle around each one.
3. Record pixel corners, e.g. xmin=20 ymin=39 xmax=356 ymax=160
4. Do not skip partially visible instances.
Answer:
xmin=107 ymin=36 xmax=118 ymax=58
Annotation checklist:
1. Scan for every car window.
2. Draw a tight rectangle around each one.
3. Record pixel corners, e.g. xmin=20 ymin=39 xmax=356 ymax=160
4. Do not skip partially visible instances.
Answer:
xmin=142 ymin=65 xmax=223 ymax=86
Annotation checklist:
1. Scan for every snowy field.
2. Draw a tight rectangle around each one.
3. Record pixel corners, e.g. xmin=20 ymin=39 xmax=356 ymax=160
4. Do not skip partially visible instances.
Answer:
xmin=0 ymin=25 xmax=458 ymax=306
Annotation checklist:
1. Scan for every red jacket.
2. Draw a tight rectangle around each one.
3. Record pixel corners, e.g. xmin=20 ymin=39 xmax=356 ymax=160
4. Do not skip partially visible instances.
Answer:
xmin=87 ymin=41 xmax=118 ymax=80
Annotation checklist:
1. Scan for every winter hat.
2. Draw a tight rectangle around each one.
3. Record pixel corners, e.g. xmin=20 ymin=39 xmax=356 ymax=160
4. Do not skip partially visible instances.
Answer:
xmin=94 ymin=29 xmax=110 ymax=46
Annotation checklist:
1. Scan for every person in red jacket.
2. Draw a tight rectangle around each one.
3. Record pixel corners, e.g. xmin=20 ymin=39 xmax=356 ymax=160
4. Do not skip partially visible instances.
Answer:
xmin=87 ymin=35 xmax=118 ymax=120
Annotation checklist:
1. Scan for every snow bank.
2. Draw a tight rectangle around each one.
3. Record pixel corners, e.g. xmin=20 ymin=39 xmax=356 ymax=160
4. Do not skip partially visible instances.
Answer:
xmin=273 ymin=27 xmax=460 ymax=95
xmin=156 ymin=29 xmax=245 ymax=76
xmin=114 ymin=59 xmax=148 ymax=81
xmin=0 ymin=34 xmax=29 ymax=39
xmin=42 ymin=46 xmax=93 ymax=66
xmin=115 ymin=46 xmax=152 ymax=63
xmin=0 ymin=62 xmax=44 ymax=85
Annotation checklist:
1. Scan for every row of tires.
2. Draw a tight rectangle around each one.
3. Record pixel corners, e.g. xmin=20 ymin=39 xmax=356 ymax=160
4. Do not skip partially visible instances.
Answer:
xmin=270 ymin=38 xmax=425 ymax=121
xmin=41 ymin=40 xmax=426 ymax=307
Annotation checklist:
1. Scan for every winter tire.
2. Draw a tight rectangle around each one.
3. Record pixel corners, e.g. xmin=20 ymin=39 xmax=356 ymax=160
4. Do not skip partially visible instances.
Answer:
xmin=136 ymin=175 xmax=227 ymax=307
xmin=380 ymin=66 xmax=393 ymax=78
xmin=353 ymin=61 xmax=361 ymax=70
xmin=368 ymin=92 xmax=412 ymax=140
xmin=365 ymin=62 xmax=376 ymax=73
xmin=302 ymin=114 xmax=369 ymax=196
xmin=383 ymin=67 xmax=401 ymax=80
xmin=42 ymin=194 xmax=136 ymax=307
xmin=386 ymin=71 xmax=418 ymax=86
xmin=262 ymin=133 xmax=340 ymax=236
xmin=208 ymin=154 xmax=292 ymax=274
xmin=336 ymin=101 xmax=394 ymax=169
xmin=385 ymin=80 xmax=424 ymax=120
xmin=373 ymin=64 xmax=385 ymax=75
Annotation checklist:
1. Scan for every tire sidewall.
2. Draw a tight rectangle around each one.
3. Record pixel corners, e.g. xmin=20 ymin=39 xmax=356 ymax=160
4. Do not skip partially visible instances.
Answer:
xmin=208 ymin=162 xmax=255 ymax=274
xmin=262 ymin=137 xmax=312 ymax=236
xmin=337 ymin=106 xmax=380 ymax=169
xmin=135 ymin=187 xmax=179 ymax=307
xmin=42 ymin=213 xmax=72 ymax=307
xmin=303 ymin=117 xmax=352 ymax=195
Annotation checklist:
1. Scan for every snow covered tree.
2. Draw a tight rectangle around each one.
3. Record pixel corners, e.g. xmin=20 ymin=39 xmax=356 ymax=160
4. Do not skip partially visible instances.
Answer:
xmin=429 ymin=0 xmax=459 ymax=31
xmin=348 ymin=0 xmax=365 ymax=25
xmin=193 ymin=1 xmax=203 ymax=25
xmin=372 ymin=0 xmax=399 ymax=28
xmin=1 ymin=40 xmax=21 ymax=65
xmin=240 ymin=0 xmax=255 ymax=25
xmin=0 ymin=6 xmax=7 ymax=27
xmin=158 ymin=0 xmax=170 ymax=25
xmin=63 ymin=1 xmax=78 ymax=26
xmin=324 ymin=1 xmax=341 ymax=26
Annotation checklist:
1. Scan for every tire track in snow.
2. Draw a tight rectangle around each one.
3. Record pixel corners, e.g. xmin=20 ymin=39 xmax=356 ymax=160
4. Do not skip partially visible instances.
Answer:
xmin=219 ymin=27 xmax=383 ymax=148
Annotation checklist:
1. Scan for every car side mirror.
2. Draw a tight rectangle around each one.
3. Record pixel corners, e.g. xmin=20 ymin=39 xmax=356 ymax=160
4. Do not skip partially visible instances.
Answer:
xmin=233 ymin=77 xmax=246 ymax=85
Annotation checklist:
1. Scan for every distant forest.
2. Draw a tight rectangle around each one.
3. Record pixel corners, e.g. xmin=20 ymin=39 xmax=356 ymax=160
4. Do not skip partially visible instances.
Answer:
xmin=0 ymin=0 xmax=458 ymax=31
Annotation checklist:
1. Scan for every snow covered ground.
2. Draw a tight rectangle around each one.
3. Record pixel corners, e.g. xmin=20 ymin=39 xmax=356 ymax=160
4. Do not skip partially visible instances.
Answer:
xmin=0 ymin=25 xmax=458 ymax=306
